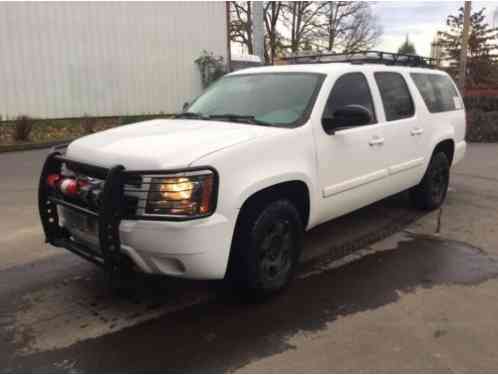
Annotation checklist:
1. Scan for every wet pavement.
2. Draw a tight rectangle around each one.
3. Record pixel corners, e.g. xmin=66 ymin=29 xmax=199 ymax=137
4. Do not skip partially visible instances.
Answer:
xmin=1 ymin=144 xmax=498 ymax=372
xmin=3 ymin=231 xmax=498 ymax=372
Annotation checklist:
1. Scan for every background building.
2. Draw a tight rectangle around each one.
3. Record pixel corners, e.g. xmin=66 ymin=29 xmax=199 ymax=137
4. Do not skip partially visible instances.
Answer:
xmin=430 ymin=33 xmax=444 ymax=66
xmin=0 ymin=2 xmax=228 ymax=119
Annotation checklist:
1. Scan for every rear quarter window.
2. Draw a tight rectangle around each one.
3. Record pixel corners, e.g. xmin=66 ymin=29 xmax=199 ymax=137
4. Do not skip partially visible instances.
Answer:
xmin=410 ymin=73 xmax=462 ymax=113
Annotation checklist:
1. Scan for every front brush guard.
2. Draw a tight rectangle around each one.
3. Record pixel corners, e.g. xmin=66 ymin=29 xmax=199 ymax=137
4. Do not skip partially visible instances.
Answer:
xmin=38 ymin=151 xmax=125 ymax=277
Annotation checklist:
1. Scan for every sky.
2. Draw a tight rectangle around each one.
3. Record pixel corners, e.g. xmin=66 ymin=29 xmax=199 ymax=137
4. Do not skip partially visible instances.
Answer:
xmin=373 ymin=1 xmax=498 ymax=56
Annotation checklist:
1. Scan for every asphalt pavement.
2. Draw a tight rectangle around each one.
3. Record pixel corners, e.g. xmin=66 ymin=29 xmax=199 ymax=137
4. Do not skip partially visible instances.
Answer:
xmin=1 ymin=144 xmax=498 ymax=372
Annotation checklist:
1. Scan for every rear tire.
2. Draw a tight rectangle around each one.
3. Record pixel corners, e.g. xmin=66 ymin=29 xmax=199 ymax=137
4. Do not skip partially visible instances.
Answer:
xmin=410 ymin=152 xmax=450 ymax=210
xmin=227 ymin=199 xmax=304 ymax=298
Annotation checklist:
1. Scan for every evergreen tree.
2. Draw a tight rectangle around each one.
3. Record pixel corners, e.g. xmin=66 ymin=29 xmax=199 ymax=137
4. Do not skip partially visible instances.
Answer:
xmin=398 ymin=35 xmax=416 ymax=55
xmin=439 ymin=7 xmax=498 ymax=87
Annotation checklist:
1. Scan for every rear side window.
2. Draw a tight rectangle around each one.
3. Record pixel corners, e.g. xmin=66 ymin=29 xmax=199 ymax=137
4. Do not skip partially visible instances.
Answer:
xmin=410 ymin=73 xmax=460 ymax=113
xmin=374 ymin=72 xmax=415 ymax=121
xmin=323 ymin=72 xmax=376 ymax=124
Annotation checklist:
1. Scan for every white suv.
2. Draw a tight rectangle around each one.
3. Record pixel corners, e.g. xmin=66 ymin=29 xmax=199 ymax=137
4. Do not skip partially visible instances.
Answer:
xmin=39 ymin=56 xmax=466 ymax=296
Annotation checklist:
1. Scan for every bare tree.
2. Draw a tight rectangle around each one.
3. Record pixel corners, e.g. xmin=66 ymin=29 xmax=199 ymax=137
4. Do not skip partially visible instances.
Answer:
xmin=319 ymin=2 xmax=382 ymax=53
xmin=230 ymin=1 xmax=285 ymax=63
xmin=279 ymin=1 xmax=381 ymax=55
xmin=229 ymin=1 xmax=254 ymax=54
xmin=264 ymin=1 xmax=283 ymax=64
xmin=281 ymin=2 xmax=329 ymax=53
xmin=229 ymin=1 xmax=382 ymax=61
xmin=341 ymin=5 xmax=382 ymax=52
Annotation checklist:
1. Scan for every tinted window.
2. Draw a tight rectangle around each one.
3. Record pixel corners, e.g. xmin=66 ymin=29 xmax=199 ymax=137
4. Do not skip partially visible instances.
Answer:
xmin=410 ymin=73 xmax=460 ymax=113
xmin=375 ymin=72 xmax=415 ymax=121
xmin=323 ymin=73 xmax=376 ymax=123
xmin=188 ymin=73 xmax=324 ymax=127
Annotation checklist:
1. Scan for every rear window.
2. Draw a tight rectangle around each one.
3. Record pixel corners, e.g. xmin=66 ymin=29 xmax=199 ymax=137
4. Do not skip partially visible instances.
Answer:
xmin=410 ymin=73 xmax=461 ymax=113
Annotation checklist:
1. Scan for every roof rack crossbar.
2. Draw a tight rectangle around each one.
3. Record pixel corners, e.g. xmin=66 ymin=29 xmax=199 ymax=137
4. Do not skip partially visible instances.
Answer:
xmin=282 ymin=50 xmax=437 ymax=68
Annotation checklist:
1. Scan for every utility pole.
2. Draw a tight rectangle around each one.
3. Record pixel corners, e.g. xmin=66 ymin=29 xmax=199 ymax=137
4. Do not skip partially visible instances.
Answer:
xmin=252 ymin=1 xmax=265 ymax=63
xmin=459 ymin=1 xmax=472 ymax=93
xmin=226 ymin=1 xmax=232 ymax=72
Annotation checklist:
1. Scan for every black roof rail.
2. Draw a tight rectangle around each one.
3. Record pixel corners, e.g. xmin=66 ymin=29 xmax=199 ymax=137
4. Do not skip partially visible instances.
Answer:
xmin=282 ymin=50 xmax=437 ymax=68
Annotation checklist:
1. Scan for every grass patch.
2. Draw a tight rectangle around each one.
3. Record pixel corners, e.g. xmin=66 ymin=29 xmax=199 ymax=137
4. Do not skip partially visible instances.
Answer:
xmin=0 ymin=114 xmax=171 ymax=146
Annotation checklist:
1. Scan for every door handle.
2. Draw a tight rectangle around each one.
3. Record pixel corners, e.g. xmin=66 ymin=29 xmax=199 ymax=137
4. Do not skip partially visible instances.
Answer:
xmin=369 ymin=137 xmax=384 ymax=146
xmin=410 ymin=128 xmax=424 ymax=136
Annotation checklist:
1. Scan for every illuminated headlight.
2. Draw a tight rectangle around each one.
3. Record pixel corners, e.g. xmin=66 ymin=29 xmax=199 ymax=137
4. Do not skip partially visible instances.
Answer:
xmin=145 ymin=170 xmax=216 ymax=217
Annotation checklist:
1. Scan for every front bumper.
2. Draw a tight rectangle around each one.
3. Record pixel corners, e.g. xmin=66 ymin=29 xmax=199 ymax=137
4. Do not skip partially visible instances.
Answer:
xmin=39 ymin=152 xmax=234 ymax=280
xmin=57 ymin=210 xmax=234 ymax=279
xmin=117 ymin=214 xmax=233 ymax=278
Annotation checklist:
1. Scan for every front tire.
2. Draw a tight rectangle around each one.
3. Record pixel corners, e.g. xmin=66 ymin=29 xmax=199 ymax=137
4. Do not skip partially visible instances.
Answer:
xmin=227 ymin=199 xmax=304 ymax=297
xmin=410 ymin=152 xmax=450 ymax=210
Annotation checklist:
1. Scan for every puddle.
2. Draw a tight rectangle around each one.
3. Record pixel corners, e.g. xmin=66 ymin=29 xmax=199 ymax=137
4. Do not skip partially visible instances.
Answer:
xmin=7 ymin=232 xmax=498 ymax=372
xmin=301 ymin=231 xmax=498 ymax=287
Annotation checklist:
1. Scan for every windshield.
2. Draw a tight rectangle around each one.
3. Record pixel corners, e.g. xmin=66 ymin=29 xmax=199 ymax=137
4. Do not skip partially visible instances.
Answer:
xmin=187 ymin=72 xmax=325 ymax=127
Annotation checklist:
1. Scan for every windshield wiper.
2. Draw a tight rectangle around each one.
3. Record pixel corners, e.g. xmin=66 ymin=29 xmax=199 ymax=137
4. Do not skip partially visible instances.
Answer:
xmin=174 ymin=112 xmax=210 ymax=120
xmin=175 ymin=112 xmax=274 ymax=126
xmin=209 ymin=113 xmax=273 ymax=126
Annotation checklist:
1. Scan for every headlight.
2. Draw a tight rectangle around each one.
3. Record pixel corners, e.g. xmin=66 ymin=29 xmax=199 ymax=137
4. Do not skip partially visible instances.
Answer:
xmin=145 ymin=170 xmax=216 ymax=218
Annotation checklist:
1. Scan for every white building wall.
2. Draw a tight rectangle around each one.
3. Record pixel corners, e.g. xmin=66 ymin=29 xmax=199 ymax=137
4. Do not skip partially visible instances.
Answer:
xmin=0 ymin=2 xmax=227 ymax=119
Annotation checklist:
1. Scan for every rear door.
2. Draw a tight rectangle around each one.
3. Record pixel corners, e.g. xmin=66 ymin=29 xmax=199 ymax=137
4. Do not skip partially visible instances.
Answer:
xmin=373 ymin=71 xmax=424 ymax=191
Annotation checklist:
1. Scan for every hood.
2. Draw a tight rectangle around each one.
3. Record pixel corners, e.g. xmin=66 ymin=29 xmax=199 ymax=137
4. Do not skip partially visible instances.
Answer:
xmin=66 ymin=119 xmax=278 ymax=170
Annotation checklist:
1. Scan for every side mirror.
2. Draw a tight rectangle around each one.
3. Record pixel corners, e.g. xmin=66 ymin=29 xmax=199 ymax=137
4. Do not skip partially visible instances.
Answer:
xmin=182 ymin=102 xmax=190 ymax=112
xmin=323 ymin=104 xmax=373 ymax=135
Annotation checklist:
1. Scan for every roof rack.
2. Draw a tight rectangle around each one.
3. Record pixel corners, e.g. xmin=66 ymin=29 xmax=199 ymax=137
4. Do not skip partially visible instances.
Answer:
xmin=282 ymin=50 xmax=437 ymax=68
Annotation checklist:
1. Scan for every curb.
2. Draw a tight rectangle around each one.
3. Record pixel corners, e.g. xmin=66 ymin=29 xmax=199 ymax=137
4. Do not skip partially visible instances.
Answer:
xmin=0 ymin=139 xmax=74 ymax=154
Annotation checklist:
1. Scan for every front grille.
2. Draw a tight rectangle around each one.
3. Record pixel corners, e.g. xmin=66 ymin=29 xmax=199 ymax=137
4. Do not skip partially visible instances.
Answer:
xmin=122 ymin=175 xmax=143 ymax=219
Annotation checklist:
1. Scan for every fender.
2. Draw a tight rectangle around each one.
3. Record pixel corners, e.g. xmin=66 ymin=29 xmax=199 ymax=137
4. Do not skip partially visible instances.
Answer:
xmin=191 ymin=127 xmax=320 ymax=229
xmin=423 ymin=126 xmax=455 ymax=172
xmin=237 ymin=172 xmax=314 ymax=209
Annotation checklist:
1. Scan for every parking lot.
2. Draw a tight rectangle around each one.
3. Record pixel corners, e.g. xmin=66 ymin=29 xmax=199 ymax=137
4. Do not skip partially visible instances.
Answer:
xmin=1 ymin=143 xmax=498 ymax=372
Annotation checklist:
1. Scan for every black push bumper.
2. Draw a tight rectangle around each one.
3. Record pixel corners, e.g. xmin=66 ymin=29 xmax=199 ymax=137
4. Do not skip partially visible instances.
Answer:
xmin=38 ymin=151 xmax=126 ymax=272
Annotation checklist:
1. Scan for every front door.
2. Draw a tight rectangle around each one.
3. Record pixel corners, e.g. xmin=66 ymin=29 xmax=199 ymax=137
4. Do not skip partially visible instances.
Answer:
xmin=313 ymin=72 xmax=389 ymax=224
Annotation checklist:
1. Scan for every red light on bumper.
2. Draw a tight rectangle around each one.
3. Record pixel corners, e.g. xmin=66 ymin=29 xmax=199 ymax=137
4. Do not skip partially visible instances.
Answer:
xmin=47 ymin=174 xmax=88 ymax=197
xmin=59 ymin=178 xmax=78 ymax=196
xmin=46 ymin=174 xmax=61 ymax=188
